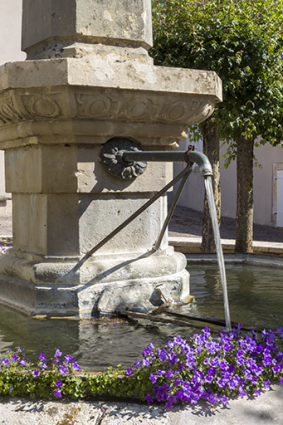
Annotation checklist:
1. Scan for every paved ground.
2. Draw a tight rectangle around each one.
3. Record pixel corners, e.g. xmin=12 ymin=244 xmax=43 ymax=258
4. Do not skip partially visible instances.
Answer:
xmin=0 ymin=384 xmax=282 ymax=424
xmin=0 ymin=214 xmax=11 ymax=238
xmin=169 ymin=205 xmax=283 ymax=243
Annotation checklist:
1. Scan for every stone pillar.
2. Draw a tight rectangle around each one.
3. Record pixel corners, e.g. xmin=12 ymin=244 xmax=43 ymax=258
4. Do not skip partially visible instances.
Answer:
xmin=0 ymin=0 xmax=222 ymax=317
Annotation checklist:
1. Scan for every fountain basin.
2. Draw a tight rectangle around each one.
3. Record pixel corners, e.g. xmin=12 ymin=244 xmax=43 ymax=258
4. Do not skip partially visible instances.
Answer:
xmin=0 ymin=258 xmax=282 ymax=372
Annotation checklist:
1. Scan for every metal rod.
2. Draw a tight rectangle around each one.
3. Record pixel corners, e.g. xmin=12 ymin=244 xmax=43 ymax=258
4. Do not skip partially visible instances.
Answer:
xmin=123 ymin=150 xmax=189 ymax=163
xmin=85 ymin=165 xmax=192 ymax=257
xmin=153 ymin=166 xmax=192 ymax=251
xmin=116 ymin=310 xmax=221 ymax=332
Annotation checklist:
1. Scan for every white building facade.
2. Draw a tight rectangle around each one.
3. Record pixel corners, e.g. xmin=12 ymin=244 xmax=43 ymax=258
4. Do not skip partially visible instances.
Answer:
xmin=173 ymin=139 xmax=283 ymax=227
xmin=0 ymin=0 xmax=26 ymax=216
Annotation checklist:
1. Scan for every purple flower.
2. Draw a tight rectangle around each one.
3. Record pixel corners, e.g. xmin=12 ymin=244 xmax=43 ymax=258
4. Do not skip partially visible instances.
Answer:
xmin=238 ymin=386 xmax=247 ymax=398
xmin=218 ymin=360 xmax=228 ymax=371
xmin=221 ymin=395 xmax=230 ymax=406
xmin=53 ymin=390 xmax=62 ymax=398
xmin=143 ymin=358 xmax=151 ymax=367
xmin=149 ymin=373 xmax=158 ymax=384
xmin=202 ymin=327 xmax=211 ymax=336
xmin=244 ymin=368 xmax=253 ymax=380
xmin=1 ymin=358 xmax=10 ymax=366
xmin=19 ymin=359 xmax=27 ymax=367
xmin=158 ymin=349 xmax=168 ymax=363
xmin=55 ymin=380 xmax=63 ymax=389
xmin=64 ymin=354 xmax=74 ymax=364
xmin=39 ymin=352 xmax=46 ymax=360
xmin=165 ymin=369 xmax=174 ymax=379
xmin=143 ymin=343 xmax=154 ymax=357
xmin=217 ymin=378 xmax=227 ymax=389
xmin=205 ymin=341 xmax=218 ymax=353
xmin=32 ymin=369 xmax=40 ymax=377
xmin=254 ymin=388 xmax=262 ymax=397
xmin=58 ymin=366 xmax=68 ymax=376
xmin=126 ymin=368 xmax=134 ymax=376
xmin=207 ymin=393 xmax=218 ymax=405
xmin=71 ymin=362 xmax=81 ymax=372
xmin=145 ymin=394 xmax=154 ymax=403
xmin=262 ymin=380 xmax=271 ymax=388
xmin=169 ymin=352 xmax=178 ymax=367
xmin=134 ymin=359 xmax=141 ymax=368
xmin=251 ymin=377 xmax=258 ymax=385
xmin=262 ymin=355 xmax=273 ymax=367
xmin=272 ymin=364 xmax=282 ymax=374
xmin=54 ymin=349 xmax=62 ymax=358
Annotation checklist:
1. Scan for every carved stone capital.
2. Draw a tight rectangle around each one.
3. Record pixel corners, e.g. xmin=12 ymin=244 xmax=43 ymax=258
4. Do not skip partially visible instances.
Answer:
xmin=0 ymin=57 xmax=222 ymax=149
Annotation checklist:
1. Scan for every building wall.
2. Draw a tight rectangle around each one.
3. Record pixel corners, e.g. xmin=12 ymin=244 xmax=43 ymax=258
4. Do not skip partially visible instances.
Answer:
xmin=172 ymin=139 xmax=283 ymax=227
xmin=0 ymin=0 xmax=26 ymax=213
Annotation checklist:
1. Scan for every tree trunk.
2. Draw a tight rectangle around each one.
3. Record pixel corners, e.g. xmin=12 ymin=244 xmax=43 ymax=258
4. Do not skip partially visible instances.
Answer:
xmin=201 ymin=118 xmax=221 ymax=253
xmin=235 ymin=135 xmax=254 ymax=253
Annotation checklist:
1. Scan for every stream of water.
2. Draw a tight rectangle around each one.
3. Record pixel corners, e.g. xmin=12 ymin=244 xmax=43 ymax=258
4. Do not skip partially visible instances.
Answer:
xmin=204 ymin=176 xmax=232 ymax=330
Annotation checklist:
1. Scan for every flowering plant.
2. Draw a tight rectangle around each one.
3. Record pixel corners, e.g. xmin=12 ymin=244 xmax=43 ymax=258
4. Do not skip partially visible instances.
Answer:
xmin=0 ymin=326 xmax=282 ymax=408
xmin=125 ymin=326 xmax=283 ymax=408
xmin=0 ymin=347 xmax=85 ymax=399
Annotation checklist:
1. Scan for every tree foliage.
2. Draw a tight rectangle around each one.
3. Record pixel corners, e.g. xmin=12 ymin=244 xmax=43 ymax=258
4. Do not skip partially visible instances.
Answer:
xmin=151 ymin=0 xmax=283 ymax=158
xmin=151 ymin=0 xmax=283 ymax=252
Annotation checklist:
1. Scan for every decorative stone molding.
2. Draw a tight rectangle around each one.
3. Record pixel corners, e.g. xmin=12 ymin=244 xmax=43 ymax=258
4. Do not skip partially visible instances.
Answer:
xmin=0 ymin=87 xmax=216 ymax=129
xmin=0 ymin=91 xmax=62 ymax=125
xmin=75 ymin=91 xmax=215 ymax=124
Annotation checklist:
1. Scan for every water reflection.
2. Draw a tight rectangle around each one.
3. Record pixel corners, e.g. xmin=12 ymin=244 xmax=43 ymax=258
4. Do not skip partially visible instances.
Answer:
xmin=189 ymin=263 xmax=283 ymax=329
xmin=0 ymin=305 xmax=195 ymax=371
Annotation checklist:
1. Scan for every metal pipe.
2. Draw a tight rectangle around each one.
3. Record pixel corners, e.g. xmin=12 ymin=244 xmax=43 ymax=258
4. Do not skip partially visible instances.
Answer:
xmin=123 ymin=150 xmax=188 ymax=163
xmin=122 ymin=149 xmax=213 ymax=176
xmin=186 ymin=151 xmax=213 ymax=177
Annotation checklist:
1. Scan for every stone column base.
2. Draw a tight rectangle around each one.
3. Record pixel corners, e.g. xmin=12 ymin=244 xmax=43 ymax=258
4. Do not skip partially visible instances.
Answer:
xmin=0 ymin=248 xmax=190 ymax=317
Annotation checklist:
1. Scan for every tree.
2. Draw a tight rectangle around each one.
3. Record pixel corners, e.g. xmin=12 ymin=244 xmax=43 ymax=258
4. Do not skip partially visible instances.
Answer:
xmin=151 ymin=0 xmax=283 ymax=253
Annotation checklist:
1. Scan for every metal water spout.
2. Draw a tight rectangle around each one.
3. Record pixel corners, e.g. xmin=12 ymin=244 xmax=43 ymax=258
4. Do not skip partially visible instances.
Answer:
xmin=100 ymin=139 xmax=231 ymax=329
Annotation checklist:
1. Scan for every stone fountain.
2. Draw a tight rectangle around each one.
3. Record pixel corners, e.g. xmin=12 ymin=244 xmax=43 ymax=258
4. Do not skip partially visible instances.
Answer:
xmin=0 ymin=0 xmax=222 ymax=317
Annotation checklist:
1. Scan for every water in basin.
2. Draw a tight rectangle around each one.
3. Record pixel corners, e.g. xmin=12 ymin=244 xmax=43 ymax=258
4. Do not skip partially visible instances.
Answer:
xmin=0 ymin=262 xmax=282 ymax=372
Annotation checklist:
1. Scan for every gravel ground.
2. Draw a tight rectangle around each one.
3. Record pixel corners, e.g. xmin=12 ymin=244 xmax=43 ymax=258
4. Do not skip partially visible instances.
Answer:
xmin=1 ymin=205 xmax=283 ymax=243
